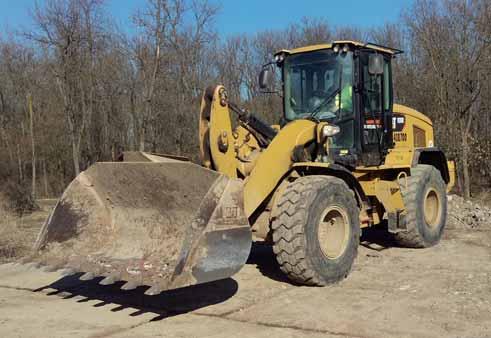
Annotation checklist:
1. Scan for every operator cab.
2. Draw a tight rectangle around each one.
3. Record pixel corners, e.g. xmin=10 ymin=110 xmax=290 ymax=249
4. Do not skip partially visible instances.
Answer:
xmin=260 ymin=41 xmax=402 ymax=167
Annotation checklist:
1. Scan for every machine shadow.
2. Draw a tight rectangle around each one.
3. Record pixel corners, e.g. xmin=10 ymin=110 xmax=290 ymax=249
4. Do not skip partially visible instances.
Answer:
xmin=33 ymin=228 xmax=397 ymax=319
xmin=360 ymin=222 xmax=399 ymax=251
xmin=246 ymin=241 xmax=293 ymax=284
xmin=34 ymin=274 xmax=238 ymax=321
xmin=248 ymin=224 xmax=400 ymax=284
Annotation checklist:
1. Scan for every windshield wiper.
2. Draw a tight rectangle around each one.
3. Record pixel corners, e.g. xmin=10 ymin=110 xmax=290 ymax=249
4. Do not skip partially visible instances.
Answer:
xmin=308 ymin=88 xmax=341 ymax=121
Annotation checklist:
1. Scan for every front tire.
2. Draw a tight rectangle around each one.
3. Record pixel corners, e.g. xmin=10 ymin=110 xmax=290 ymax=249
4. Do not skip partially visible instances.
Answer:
xmin=271 ymin=176 xmax=360 ymax=285
xmin=395 ymin=164 xmax=447 ymax=248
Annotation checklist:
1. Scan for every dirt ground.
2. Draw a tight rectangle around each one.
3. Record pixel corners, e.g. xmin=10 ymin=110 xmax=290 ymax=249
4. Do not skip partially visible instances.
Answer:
xmin=0 ymin=199 xmax=490 ymax=338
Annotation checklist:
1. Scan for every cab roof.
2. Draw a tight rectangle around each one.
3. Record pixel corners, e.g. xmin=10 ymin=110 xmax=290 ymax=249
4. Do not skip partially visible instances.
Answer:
xmin=275 ymin=40 xmax=403 ymax=56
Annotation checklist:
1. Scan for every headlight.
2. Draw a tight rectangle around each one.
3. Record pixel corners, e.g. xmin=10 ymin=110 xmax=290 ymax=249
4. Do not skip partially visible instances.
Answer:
xmin=274 ymin=54 xmax=285 ymax=63
xmin=322 ymin=124 xmax=340 ymax=137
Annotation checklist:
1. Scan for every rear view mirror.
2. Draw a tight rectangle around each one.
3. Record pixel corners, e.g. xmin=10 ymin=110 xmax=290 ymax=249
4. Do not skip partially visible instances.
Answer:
xmin=368 ymin=54 xmax=384 ymax=75
xmin=259 ymin=65 xmax=274 ymax=90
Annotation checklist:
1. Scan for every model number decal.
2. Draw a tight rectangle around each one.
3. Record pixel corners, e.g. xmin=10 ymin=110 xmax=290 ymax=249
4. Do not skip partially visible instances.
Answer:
xmin=394 ymin=132 xmax=407 ymax=142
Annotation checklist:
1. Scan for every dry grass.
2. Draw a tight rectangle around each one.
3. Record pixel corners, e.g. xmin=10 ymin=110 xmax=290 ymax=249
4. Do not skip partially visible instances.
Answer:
xmin=0 ymin=195 xmax=50 ymax=263
xmin=0 ymin=210 xmax=33 ymax=262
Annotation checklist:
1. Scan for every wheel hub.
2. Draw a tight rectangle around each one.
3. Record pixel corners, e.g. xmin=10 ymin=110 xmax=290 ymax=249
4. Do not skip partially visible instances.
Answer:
xmin=317 ymin=206 xmax=350 ymax=259
xmin=424 ymin=188 xmax=441 ymax=228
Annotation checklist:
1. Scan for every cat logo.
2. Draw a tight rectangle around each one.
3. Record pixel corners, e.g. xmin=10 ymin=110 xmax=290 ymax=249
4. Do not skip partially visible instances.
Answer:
xmin=223 ymin=206 xmax=238 ymax=218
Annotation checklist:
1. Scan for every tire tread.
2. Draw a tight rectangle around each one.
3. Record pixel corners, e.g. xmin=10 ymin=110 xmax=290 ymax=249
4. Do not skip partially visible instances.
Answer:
xmin=394 ymin=165 xmax=446 ymax=248
xmin=271 ymin=175 xmax=357 ymax=285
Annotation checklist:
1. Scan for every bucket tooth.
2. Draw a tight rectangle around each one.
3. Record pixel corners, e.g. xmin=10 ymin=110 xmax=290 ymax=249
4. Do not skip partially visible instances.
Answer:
xmin=144 ymin=285 xmax=162 ymax=296
xmin=79 ymin=272 xmax=96 ymax=281
xmin=121 ymin=281 xmax=140 ymax=291
xmin=60 ymin=268 xmax=78 ymax=277
xmin=99 ymin=273 xmax=120 ymax=286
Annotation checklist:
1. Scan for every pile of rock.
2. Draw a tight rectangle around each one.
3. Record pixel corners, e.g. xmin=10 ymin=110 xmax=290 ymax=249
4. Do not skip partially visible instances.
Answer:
xmin=447 ymin=194 xmax=491 ymax=229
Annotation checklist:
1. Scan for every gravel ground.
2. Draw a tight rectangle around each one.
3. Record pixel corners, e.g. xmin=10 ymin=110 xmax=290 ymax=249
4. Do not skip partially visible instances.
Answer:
xmin=0 ymin=196 xmax=490 ymax=338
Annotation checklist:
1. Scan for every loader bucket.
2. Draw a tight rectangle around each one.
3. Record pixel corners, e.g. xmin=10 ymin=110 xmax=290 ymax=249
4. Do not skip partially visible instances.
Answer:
xmin=33 ymin=160 xmax=252 ymax=295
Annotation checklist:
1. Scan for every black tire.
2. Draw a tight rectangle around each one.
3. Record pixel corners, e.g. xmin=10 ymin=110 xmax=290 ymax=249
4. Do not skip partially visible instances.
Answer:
xmin=394 ymin=164 xmax=447 ymax=248
xmin=271 ymin=175 xmax=360 ymax=286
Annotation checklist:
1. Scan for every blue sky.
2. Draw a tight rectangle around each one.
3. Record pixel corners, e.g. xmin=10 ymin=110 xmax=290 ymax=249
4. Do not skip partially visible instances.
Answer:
xmin=0 ymin=0 xmax=413 ymax=36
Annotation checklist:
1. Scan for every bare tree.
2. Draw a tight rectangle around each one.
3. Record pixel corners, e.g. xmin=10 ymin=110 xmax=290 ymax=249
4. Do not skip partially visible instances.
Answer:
xmin=406 ymin=0 xmax=491 ymax=198
xmin=1 ymin=0 xmax=491 ymax=206
xmin=27 ymin=94 xmax=36 ymax=199
xmin=28 ymin=0 xmax=108 ymax=175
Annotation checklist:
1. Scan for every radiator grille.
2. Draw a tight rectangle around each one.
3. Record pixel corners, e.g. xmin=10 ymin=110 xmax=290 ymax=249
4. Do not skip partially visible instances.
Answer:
xmin=413 ymin=126 xmax=426 ymax=147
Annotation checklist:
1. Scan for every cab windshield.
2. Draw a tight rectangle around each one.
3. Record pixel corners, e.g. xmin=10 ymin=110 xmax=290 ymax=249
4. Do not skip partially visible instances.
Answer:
xmin=284 ymin=50 xmax=355 ymax=148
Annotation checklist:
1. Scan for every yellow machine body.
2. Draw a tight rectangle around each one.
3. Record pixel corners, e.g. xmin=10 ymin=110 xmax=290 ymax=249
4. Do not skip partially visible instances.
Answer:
xmin=199 ymin=84 xmax=455 ymax=237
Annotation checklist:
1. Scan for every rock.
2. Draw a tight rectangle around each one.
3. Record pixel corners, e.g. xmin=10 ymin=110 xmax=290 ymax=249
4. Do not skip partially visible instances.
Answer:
xmin=447 ymin=194 xmax=491 ymax=229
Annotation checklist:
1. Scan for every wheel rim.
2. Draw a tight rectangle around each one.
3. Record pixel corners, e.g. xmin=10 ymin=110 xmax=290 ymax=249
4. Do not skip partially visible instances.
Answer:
xmin=424 ymin=188 xmax=441 ymax=228
xmin=317 ymin=206 xmax=350 ymax=259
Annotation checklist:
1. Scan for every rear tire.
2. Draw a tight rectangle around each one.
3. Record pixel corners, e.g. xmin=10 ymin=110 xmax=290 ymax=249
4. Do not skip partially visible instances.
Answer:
xmin=271 ymin=176 xmax=360 ymax=285
xmin=395 ymin=164 xmax=447 ymax=248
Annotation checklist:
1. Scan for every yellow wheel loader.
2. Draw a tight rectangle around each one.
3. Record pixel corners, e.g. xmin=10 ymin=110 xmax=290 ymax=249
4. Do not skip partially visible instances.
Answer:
xmin=33 ymin=41 xmax=455 ymax=294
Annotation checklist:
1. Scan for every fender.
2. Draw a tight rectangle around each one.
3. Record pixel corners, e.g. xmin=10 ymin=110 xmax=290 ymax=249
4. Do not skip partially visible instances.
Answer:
xmin=412 ymin=147 xmax=450 ymax=183
xmin=243 ymin=119 xmax=317 ymax=217
xmin=291 ymin=162 xmax=369 ymax=207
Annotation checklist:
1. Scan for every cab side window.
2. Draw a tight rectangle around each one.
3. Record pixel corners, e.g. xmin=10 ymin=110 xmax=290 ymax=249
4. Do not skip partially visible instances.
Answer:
xmin=362 ymin=56 xmax=391 ymax=114
xmin=361 ymin=55 xmax=392 ymax=146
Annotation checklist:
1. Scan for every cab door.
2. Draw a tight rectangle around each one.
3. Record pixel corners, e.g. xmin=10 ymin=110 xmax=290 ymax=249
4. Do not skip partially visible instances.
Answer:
xmin=359 ymin=52 xmax=393 ymax=166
